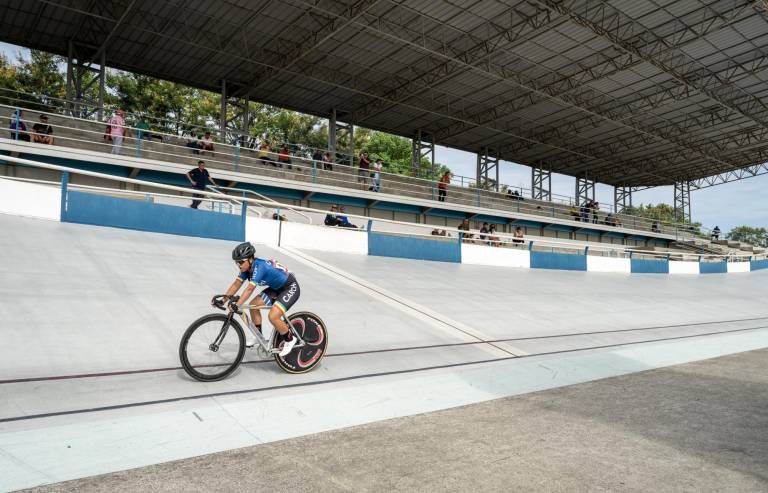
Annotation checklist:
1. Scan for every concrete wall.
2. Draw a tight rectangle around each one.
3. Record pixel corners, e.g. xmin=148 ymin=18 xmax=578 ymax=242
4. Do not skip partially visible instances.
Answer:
xmin=461 ymin=244 xmax=530 ymax=269
xmin=0 ymin=178 xmax=60 ymax=220
xmin=630 ymin=258 xmax=669 ymax=274
xmin=669 ymin=260 xmax=700 ymax=275
xmin=530 ymin=251 xmax=587 ymax=271
xmin=587 ymin=256 xmax=631 ymax=273
xmin=368 ymin=232 xmax=461 ymax=263
xmin=281 ymin=221 xmax=367 ymax=255
xmin=64 ymin=190 xmax=245 ymax=241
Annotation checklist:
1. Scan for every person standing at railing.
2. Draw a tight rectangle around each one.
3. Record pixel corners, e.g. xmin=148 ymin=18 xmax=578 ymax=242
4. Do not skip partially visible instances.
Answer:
xmin=512 ymin=226 xmax=524 ymax=247
xmin=370 ymin=158 xmax=382 ymax=192
xmin=187 ymin=160 xmax=219 ymax=209
xmin=322 ymin=152 xmax=334 ymax=171
xmin=108 ymin=109 xmax=130 ymax=155
xmin=712 ymin=226 xmax=721 ymax=241
xmin=258 ymin=139 xmax=271 ymax=166
xmin=31 ymin=114 xmax=53 ymax=145
xmin=438 ymin=170 xmax=451 ymax=202
xmin=8 ymin=109 xmax=30 ymax=142
xmin=358 ymin=151 xmax=371 ymax=190
xmin=277 ymin=145 xmax=292 ymax=169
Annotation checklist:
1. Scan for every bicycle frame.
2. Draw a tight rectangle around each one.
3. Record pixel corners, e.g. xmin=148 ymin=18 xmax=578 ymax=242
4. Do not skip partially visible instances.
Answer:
xmin=236 ymin=304 xmax=306 ymax=357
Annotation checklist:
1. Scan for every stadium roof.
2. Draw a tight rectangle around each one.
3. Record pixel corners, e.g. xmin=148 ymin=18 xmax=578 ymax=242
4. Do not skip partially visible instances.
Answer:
xmin=3 ymin=0 xmax=768 ymax=187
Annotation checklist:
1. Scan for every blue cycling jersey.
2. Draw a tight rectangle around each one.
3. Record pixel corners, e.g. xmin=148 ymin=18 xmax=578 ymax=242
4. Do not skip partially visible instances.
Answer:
xmin=238 ymin=258 xmax=290 ymax=289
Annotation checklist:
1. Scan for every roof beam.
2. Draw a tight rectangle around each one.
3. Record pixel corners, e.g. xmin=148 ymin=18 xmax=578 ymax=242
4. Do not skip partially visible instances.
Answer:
xmin=689 ymin=162 xmax=768 ymax=190
xmin=531 ymin=0 xmax=768 ymax=131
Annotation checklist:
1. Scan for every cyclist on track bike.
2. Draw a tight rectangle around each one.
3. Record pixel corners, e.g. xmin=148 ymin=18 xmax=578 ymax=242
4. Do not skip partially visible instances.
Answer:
xmin=218 ymin=242 xmax=300 ymax=356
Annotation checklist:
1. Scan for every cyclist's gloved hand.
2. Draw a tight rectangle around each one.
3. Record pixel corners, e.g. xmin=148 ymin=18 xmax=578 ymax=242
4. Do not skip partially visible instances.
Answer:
xmin=228 ymin=300 xmax=239 ymax=313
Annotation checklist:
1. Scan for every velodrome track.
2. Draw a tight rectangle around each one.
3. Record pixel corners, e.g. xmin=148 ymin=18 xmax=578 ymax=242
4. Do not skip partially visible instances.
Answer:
xmin=1 ymin=212 xmax=768 ymax=491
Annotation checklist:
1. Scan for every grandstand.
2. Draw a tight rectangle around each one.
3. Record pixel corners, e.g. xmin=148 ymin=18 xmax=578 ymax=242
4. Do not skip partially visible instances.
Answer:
xmin=1 ymin=1 xmax=768 ymax=490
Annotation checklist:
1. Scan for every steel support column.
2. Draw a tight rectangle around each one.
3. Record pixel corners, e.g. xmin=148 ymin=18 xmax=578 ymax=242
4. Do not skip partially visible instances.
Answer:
xmin=575 ymin=176 xmax=595 ymax=205
xmin=476 ymin=147 xmax=499 ymax=191
xmin=219 ymin=80 xmax=252 ymax=145
xmin=614 ymin=186 xmax=633 ymax=213
xmin=65 ymin=40 xmax=106 ymax=120
xmin=328 ymin=109 xmax=354 ymax=165
xmin=674 ymin=181 xmax=691 ymax=223
xmin=412 ymin=130 xmax=435 ymax=178
xmin=531 ymin=165 xmax=551 ymax=201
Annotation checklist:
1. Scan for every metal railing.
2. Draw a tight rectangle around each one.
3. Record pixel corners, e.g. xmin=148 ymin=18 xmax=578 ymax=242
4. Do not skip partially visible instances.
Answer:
xmin=0 ymin=101 xmax=711 ymax=240
xmin=1 ymin=153 xmax=764 ymax=264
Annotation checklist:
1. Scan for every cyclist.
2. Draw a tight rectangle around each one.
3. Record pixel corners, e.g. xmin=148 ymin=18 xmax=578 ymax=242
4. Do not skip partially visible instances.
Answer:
xmin=219 ymin=242 xmax=299 ymax=356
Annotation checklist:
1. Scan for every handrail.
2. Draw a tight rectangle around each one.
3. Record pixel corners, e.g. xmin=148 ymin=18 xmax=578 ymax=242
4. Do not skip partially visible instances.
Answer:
xmin=207 ymin=184 xmax=313 ymax=225
xmin=0 ymin=103 xmax=718 ymax=240
xmin=1 ymin=154 xmax=763 ymax=262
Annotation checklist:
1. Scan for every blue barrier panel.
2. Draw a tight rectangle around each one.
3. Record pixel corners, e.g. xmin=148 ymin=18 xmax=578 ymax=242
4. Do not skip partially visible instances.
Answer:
xmin=63 ymin=191 xmax=243 ymax=241
xmin=630 ymin=258 xmax=669 ymax=274
xmin=530 ymin=251 xmax=587 ymax=271
xmin=750 ymin=259 xmax=768 ymax=271
xmin=699 ymin=261 xmax=727 ymax=274
xmin=368 ymin=232 xmax=461 ymax=263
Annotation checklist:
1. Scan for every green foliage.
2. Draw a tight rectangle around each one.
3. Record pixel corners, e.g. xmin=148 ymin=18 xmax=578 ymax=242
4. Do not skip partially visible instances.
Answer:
xmin=4 ymin=50 xmax=453 ymax=179
xmin=1 ymin=50 xmax=65 ymax=111
xmin=726 ymin=226 xmax=768 ymax=247
xmin=623 ymin=203 xmax=702 ymax=231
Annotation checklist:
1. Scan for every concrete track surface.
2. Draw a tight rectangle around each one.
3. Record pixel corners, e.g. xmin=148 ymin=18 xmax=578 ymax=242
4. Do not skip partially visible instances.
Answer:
xmin=1 ymin=213 xmax=766 ymax=491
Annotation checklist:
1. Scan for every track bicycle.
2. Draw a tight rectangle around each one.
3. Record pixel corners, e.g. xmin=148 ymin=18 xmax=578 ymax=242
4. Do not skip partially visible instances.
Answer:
xmin=179 ymin=294 xmax=328 ymax=381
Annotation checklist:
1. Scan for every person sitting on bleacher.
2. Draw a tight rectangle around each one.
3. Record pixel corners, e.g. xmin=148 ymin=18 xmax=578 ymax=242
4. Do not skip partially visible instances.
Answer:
xmin=8 ymin=110 xmax=30 ymax=142
xmin=186 ymin=131 xmax=202 ymax=154
xmin=322 ymin=152 xmax=334 ymax=171
xmin=200 ymin=131 xmax=215 ymax=155
xmin=324 ymin=204 xmax=356 ymax=228
xmin=32 ymin=114 xmax=53 ymax=145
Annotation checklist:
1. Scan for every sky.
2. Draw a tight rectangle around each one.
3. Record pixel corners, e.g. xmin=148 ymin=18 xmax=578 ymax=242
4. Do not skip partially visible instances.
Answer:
xmin=3 ymin=41 xmax=766 ymax=233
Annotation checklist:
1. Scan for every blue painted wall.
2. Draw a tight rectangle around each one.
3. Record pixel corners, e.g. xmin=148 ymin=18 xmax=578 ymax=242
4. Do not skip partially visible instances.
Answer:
xmin=699 ymin=261 xmax=727 ymax=274
xmin=63 ymin=191 xmax=244 ymax=241
xmin=368 ymin=232 xmax=461 ymax=263
xmin=530 ymin=251 xmax=587 ymax=271
xmin=630 ymin=258 xmax=669 ymax=274
xmin=750 ymin=259 xmax=768 ymax=271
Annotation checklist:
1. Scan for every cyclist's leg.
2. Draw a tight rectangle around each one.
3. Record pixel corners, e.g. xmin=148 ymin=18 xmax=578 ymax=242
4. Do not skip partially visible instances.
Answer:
xmin=269 ymin=276 xmax=301 ymax=336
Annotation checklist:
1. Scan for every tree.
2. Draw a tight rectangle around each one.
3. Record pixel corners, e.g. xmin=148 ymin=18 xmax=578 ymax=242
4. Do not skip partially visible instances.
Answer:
xmin=1 ymin=50 xmax=65 ymax=111
xmin=623 ymin=203 xmax=701 ymax=230
xmin=726 ymin=226 xmax=768 ymax=247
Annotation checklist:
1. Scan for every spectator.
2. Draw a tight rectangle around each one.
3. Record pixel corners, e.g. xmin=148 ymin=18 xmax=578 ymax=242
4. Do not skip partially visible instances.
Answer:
xmin=604 ymin=213 xmax=615 ymax=226
xmin=186 ymin=131 xmax=201 ymax=154
xmin=457 ymin=218 xmax=474 ymax=243
xmin=322 ymin=152 xmax=334 ymax=171
xmin=651 ymin=221 xmax=660 ymax=233
xmin=431 ymin=228 xmax=441 ymax=236
xmin=479 ymin=222 xmax=489 ymax=243
xmin=186 ymin=160 xmax=218 ymax=209
xmin=592 ymin=201 xmax=600 ymax=224
xmin=570 ymin=205 xmax=580 ymax=221
xmin=324 ymin=204 xmax=356 ymax=228
xmin=9 ymin=110 xmax=30 ymax=142
xmin=358 ymin=152 xmax=371 ymax=190
xmin=277 ymin=145 xmax=292 ymax=169
xmin=108 ymin=109 xmax=130 ymax=155
xmin=31 ymin=114 xmax=53 ymax=144
xmin=258 ymin=139 xmax=272 ymax=166
xmin=136 ymin=116 xmax=161 ymax=142
xmin=614 ymin=215 xmax=622 ymax=228
xmin=200 ymin=131 xmax=215 ymax=155
xmin=580 ymin=201 xmax=590 ymax=222
xmin=272 ymin=211 xmax=287 ymax=221
xmin=712 ymin=226 xmax=721 ymax=241
xmin=438 ymin=171 xmax=451 ymax=202
xmin=312 ymin=148 xmax=323 ymax=170
xmin=370 ymin=158 xmax=382 ymax=192
xmin=488 ymin=224 xmax=499 ymax=247
xmin=506 ymin=189 xmax=522 ymax=200
xmin=513 ymin=226 xmax=524 ymax=246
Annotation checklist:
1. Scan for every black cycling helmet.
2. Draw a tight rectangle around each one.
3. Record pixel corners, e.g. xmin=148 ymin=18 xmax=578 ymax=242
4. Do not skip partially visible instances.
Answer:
xmin=232 ymin=242 xmax=255 ymax=261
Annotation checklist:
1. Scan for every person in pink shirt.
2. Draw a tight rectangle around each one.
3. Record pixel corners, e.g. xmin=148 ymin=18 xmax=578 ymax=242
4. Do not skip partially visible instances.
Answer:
xmin=108 ymin=109 xmax=130 ymax=155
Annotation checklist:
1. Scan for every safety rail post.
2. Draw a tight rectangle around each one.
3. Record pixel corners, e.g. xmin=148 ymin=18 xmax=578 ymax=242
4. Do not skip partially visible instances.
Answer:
xmin=145 ymin=193 xmax=150 ymax=204
xmin=476 ymin=187 xmax=481 ymax=207
xmin=14 ymin=108 xmax=20 ymax=141
xmin=136 ymin=129 xmax=142 ymax=158
xmin=584 ymin=246 xmax=589 ymax=256
xmin=367 ymin=218 xmax=373 ymax=234
xmin=234 ymin=141 xmax=240 ymax=172
xmin=59 ymin=171 xmax=69 ymax=221
xmin=312 ymin=158 xmax=317 ymax=184
xmin=240 ymin=201 xmax=247 ymax=241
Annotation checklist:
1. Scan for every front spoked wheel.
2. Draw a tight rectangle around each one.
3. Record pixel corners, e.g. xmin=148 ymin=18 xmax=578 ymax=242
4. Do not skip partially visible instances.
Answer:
xmin=180 ymin=314 xmax=245 ymax=381
xmin=273 ymin=311 xmax=328 ymax=374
